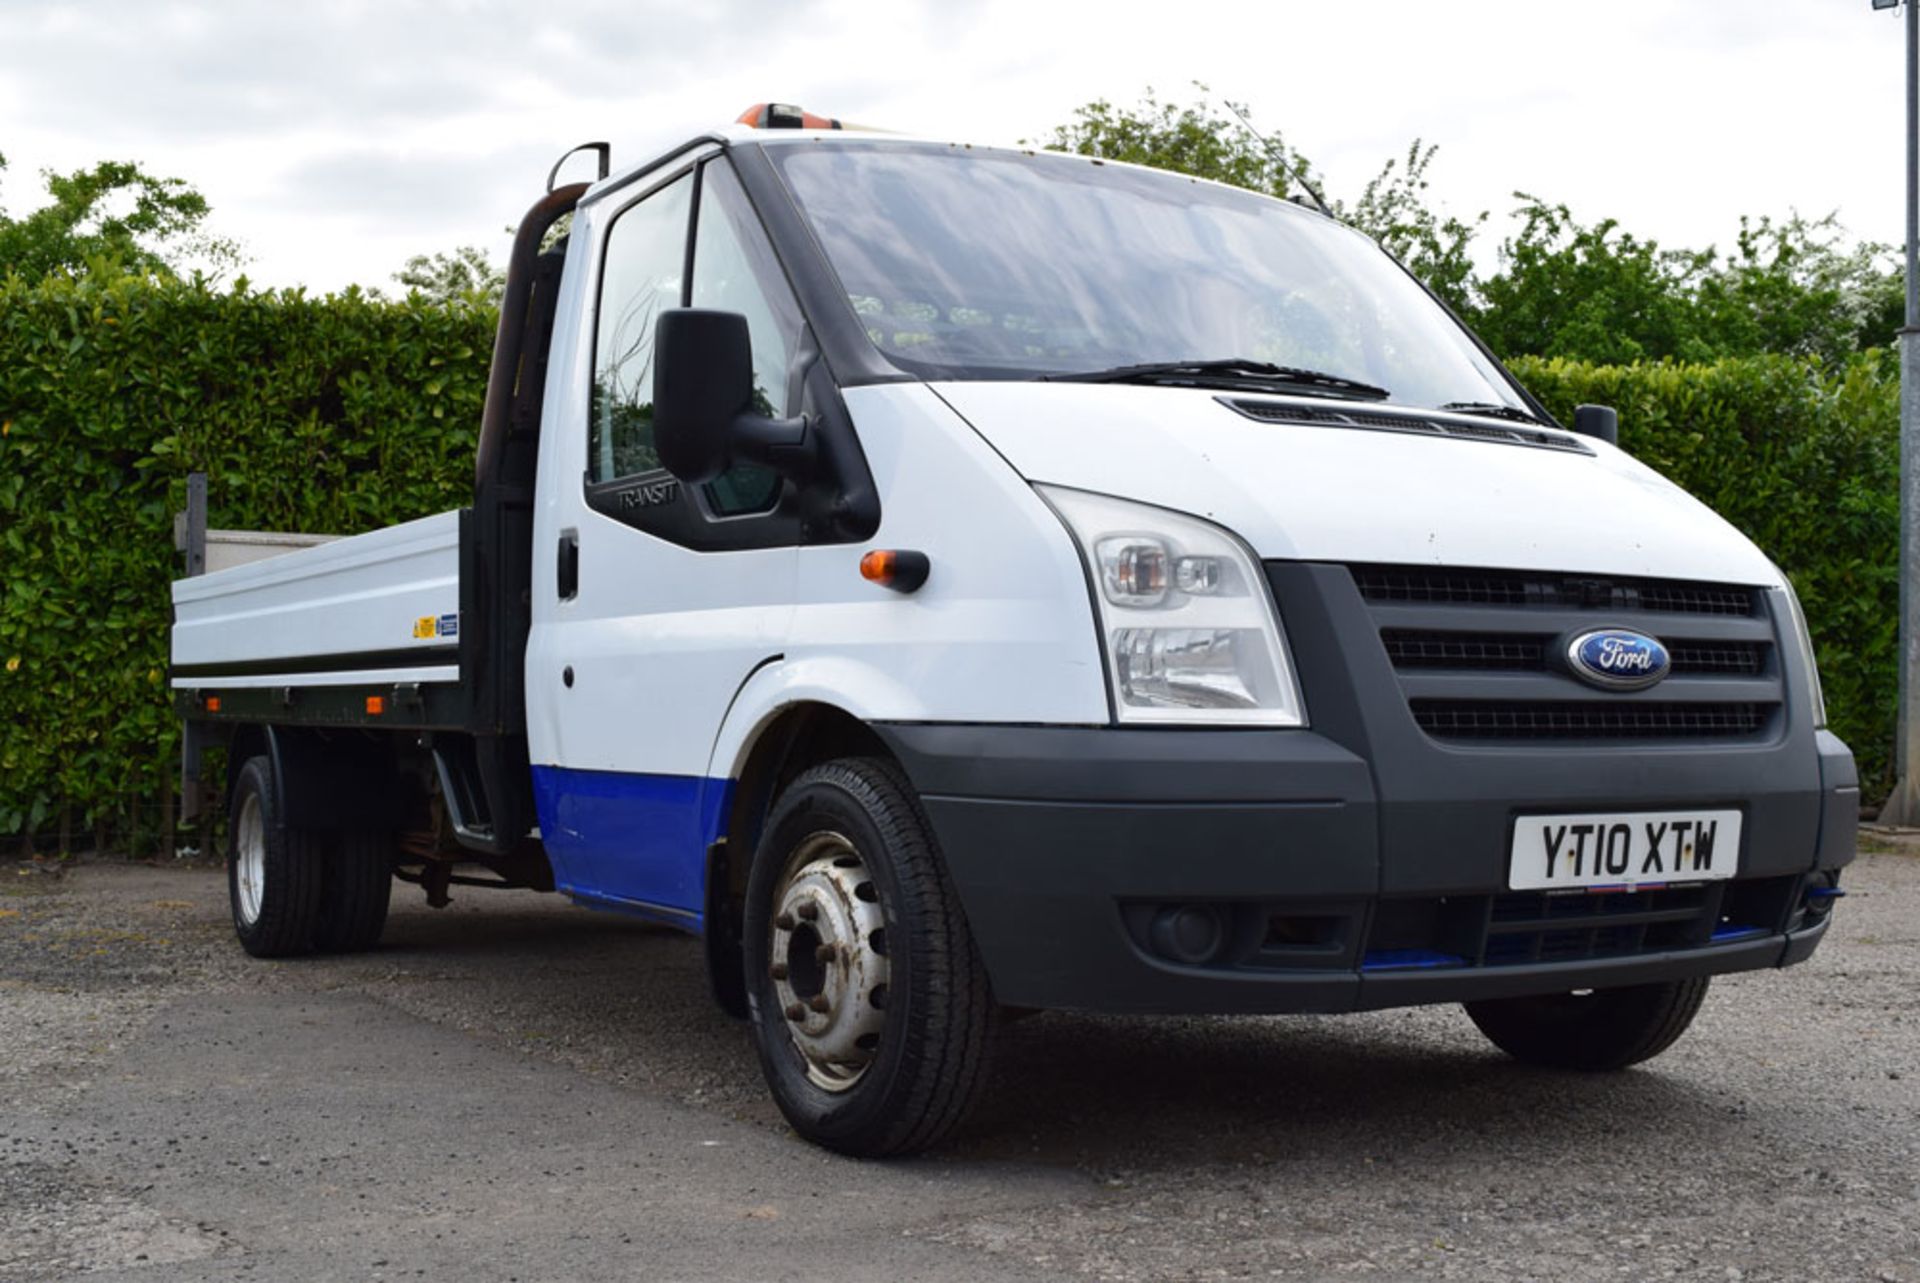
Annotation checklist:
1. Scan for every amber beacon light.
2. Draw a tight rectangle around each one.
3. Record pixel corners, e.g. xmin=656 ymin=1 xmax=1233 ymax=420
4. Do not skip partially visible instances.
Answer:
xmin=860 ymin=549 xmax=930 ymax=593
xmin=736 ymin=103 xmax=844 ymax=130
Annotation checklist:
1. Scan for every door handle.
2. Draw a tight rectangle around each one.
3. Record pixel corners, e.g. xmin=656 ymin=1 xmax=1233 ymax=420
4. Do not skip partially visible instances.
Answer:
xmin=557 ymin=528 xmax=579 ymax=600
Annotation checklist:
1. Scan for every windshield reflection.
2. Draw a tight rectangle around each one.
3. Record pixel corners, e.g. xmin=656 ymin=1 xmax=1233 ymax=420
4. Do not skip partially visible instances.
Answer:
xmin=771 ymin=141 xmax=1524 ymax=413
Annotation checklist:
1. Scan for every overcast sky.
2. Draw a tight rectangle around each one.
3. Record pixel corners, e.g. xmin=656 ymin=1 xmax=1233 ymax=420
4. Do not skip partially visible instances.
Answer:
xmin=0 ymin=0 xmax=1907 ymax=292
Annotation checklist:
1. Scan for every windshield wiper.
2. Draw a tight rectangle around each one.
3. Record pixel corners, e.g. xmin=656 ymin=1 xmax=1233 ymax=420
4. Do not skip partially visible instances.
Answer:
xmin=1043 ymin=359 xmax=1390 ymax=401
xmin=1439 ymin=401 xmax=1550 ymax=427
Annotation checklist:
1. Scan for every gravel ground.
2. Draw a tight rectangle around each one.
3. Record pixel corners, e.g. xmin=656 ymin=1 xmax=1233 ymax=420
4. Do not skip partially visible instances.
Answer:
xmin=1 ymin=836 xmax=1915 ymax=1281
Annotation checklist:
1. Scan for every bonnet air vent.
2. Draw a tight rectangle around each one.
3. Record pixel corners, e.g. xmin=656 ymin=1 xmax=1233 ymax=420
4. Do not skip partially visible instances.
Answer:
xmin=1220 ymin=398 xmax=1591 ymax=455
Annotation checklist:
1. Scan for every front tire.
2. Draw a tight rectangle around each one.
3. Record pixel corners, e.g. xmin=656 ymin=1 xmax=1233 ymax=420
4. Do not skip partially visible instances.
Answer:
xmin=1464 ymin=977 xmax=1711 ymax=1071
xmin=227 ymin=755 xmax=324 ymax=958
xmin=743 ymin=758 xmax=994 ymax=1157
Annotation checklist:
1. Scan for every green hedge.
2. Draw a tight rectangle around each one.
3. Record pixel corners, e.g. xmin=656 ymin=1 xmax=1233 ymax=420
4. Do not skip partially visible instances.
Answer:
xmin=0 ymin=271 xmax=495 ymax=843
xmin=0 ymin=274 xmax=1901 ymax=846
xmin=1512 ymin=353 xmax=1899 ymax=792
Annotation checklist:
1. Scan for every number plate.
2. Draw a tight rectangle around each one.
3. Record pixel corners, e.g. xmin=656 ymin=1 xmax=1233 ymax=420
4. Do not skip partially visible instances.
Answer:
xmin=1508 ymin=810 xmax=1742 ymax=892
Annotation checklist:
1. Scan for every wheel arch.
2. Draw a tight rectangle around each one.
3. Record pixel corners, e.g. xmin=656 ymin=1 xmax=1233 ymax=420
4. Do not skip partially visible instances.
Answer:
xmin=223 ymin=723 xmax=409 ymax=833
xmin=703 ymin=700 xmax=896 ymax=1019
xmin=224 ymin=723 xmax=272 ymax=817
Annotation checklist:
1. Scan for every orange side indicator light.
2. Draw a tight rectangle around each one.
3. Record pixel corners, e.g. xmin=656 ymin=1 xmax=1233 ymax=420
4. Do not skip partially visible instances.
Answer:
xmin=859 ymin=549 xmax=930 ymax=593
xmin=204 ymin=696 xmax=221 ymax=713
xmin=365 ymin=695 xmax=386 ymax=716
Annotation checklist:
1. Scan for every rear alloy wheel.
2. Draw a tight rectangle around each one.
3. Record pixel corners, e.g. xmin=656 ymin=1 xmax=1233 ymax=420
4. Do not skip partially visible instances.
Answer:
xmin=744 ymin=758 xmax=994 ymax=1157
xmin=227 ymin=755 xmax=323 ymax=958
xmin=1464 ymin=977 xmax=1712 ymax=1071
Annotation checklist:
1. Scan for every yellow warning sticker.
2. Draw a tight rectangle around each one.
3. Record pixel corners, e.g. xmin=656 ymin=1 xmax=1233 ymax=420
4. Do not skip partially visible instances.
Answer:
xmin=413 ymin=616 xmax=436 ymax=639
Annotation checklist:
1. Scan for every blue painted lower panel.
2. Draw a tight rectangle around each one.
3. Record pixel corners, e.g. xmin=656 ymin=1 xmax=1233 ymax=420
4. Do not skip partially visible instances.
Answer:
xmin=529 ymin=765 xmax=733 ymax=930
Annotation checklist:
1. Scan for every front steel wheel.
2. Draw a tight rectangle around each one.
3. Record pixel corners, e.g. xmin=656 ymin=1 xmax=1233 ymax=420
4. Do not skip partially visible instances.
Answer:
xmin=744 ymin=758 xmax=993 ymax=1157
xmin=766 ymin=831 xmax=891 ymax=1092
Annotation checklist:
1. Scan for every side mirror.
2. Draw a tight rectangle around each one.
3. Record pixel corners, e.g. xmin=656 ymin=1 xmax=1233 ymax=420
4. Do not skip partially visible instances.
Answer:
xmin=1573 ymin=404 xmax=1619 ymax=447
xmin=653 ymin=308 xmax=809 ymax=484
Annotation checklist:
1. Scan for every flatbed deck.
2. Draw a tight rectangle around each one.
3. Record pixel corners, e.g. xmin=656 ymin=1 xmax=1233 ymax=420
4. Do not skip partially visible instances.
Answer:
xmin=172 ymin=509 xmax=462 ymax=687
xmin=171 ymin=509 xmax=479 ymax=732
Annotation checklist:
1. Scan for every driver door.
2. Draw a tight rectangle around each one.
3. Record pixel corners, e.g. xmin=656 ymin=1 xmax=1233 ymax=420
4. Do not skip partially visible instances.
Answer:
xmin=526 ymin=156 xmax=807 ymax=922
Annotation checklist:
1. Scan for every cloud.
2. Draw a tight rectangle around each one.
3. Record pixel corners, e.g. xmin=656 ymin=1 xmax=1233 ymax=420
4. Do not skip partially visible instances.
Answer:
xmin=0 ymin=0 xmax=1900 ymax=291
xmin=0 ymin=0 xmax=828 ymax=144
xmin=269 ymin=143 xmax=544 ymax=225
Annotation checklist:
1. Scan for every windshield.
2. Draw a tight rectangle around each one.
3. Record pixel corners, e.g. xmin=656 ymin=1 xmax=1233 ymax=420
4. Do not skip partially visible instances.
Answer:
xmin=770 ymin=141 xmax=1526 ymax=411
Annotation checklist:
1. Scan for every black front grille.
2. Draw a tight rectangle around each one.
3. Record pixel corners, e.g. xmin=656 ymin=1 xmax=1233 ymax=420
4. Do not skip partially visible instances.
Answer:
xmin=1355 ymin=566 xmax=1758 ymax=617
xmin=1667 ymin=641 xmax=1767 ymax=676
xmin=1412 ymin=700 xmax=1770 ymax=741
xmin=1360 ymin=877 xmax=1800 ymax=971
xmin=1383 ymin=631 xmax=1546 ymax=669
xmin=1484 ymin=886 xmax=1714 ymax=964
xmin=1382 ymin=630 xmax=1769 ymax=677
xmin=1351 ymin=563 xmax=1783 ymax=745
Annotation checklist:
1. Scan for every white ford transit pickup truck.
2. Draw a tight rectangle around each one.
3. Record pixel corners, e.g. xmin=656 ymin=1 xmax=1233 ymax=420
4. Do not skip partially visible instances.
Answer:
xmin=171 ymin=109 xmax=1858 ymax=1156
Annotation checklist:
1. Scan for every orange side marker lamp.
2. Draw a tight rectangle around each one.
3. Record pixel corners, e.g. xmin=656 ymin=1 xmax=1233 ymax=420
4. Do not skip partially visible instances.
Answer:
xmin=204 ymin=695 xmax=222 ymax=714
xmin=860 ymin=549 xmax=930 ymax=594
xmin=365 ymin=695 xmax=386 ymax=716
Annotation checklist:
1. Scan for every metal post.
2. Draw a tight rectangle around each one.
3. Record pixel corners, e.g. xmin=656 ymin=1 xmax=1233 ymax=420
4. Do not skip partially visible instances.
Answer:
xmin=183 ymin=471 xmax=207 ymax=578
xmin=1883 ymin=0 xmax=1920 ymax=823
xmin=176 ymin=471 xmax=207 ymax=828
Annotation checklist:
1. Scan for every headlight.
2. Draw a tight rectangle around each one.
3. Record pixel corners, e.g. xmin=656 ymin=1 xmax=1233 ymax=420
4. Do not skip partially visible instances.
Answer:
xmin=1776 ymin=571 xmax=1828 ymax=730
xmin=1038 ymin=485 xmax=1307 ymax=727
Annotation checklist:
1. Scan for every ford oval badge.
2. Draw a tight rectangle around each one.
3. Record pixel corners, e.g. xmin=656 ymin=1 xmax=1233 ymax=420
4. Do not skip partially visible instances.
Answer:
xmin=1567 ymin=629 xmax=1671 ymax=691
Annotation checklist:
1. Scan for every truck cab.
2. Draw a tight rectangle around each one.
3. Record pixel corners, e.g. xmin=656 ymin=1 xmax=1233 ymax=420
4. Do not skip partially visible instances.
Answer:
xmin=172 ymin=113 xmax=1858 ymax=1157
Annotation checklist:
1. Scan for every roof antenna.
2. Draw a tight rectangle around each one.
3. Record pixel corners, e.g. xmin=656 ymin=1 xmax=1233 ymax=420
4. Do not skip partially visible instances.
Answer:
xmin=547 ymin=142 xmax=611 ymax=193
xmin=1215 ymin=96 xmax=1335 ymax=220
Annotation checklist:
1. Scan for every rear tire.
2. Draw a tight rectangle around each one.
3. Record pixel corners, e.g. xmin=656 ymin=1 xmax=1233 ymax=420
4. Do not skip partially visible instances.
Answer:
xmin=314 ymin=829 xmax=392 ymax=953
xmin=743 ymin=758 xmax=994 ymax=1157
xmin=1464 ymin=977 xmax=1711 ymax=1071
xmin=227 ymin=755 xmax=323 ymax=958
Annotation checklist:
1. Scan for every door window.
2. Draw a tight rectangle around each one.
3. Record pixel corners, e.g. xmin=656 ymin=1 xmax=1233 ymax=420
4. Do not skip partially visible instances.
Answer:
xmin=589 ymin=172 xmax=693 ymax=484
xmin=584 ymin=159 xmax=815 ymax=543
xmin=690 ymin=162 xmax=806 ymax=516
